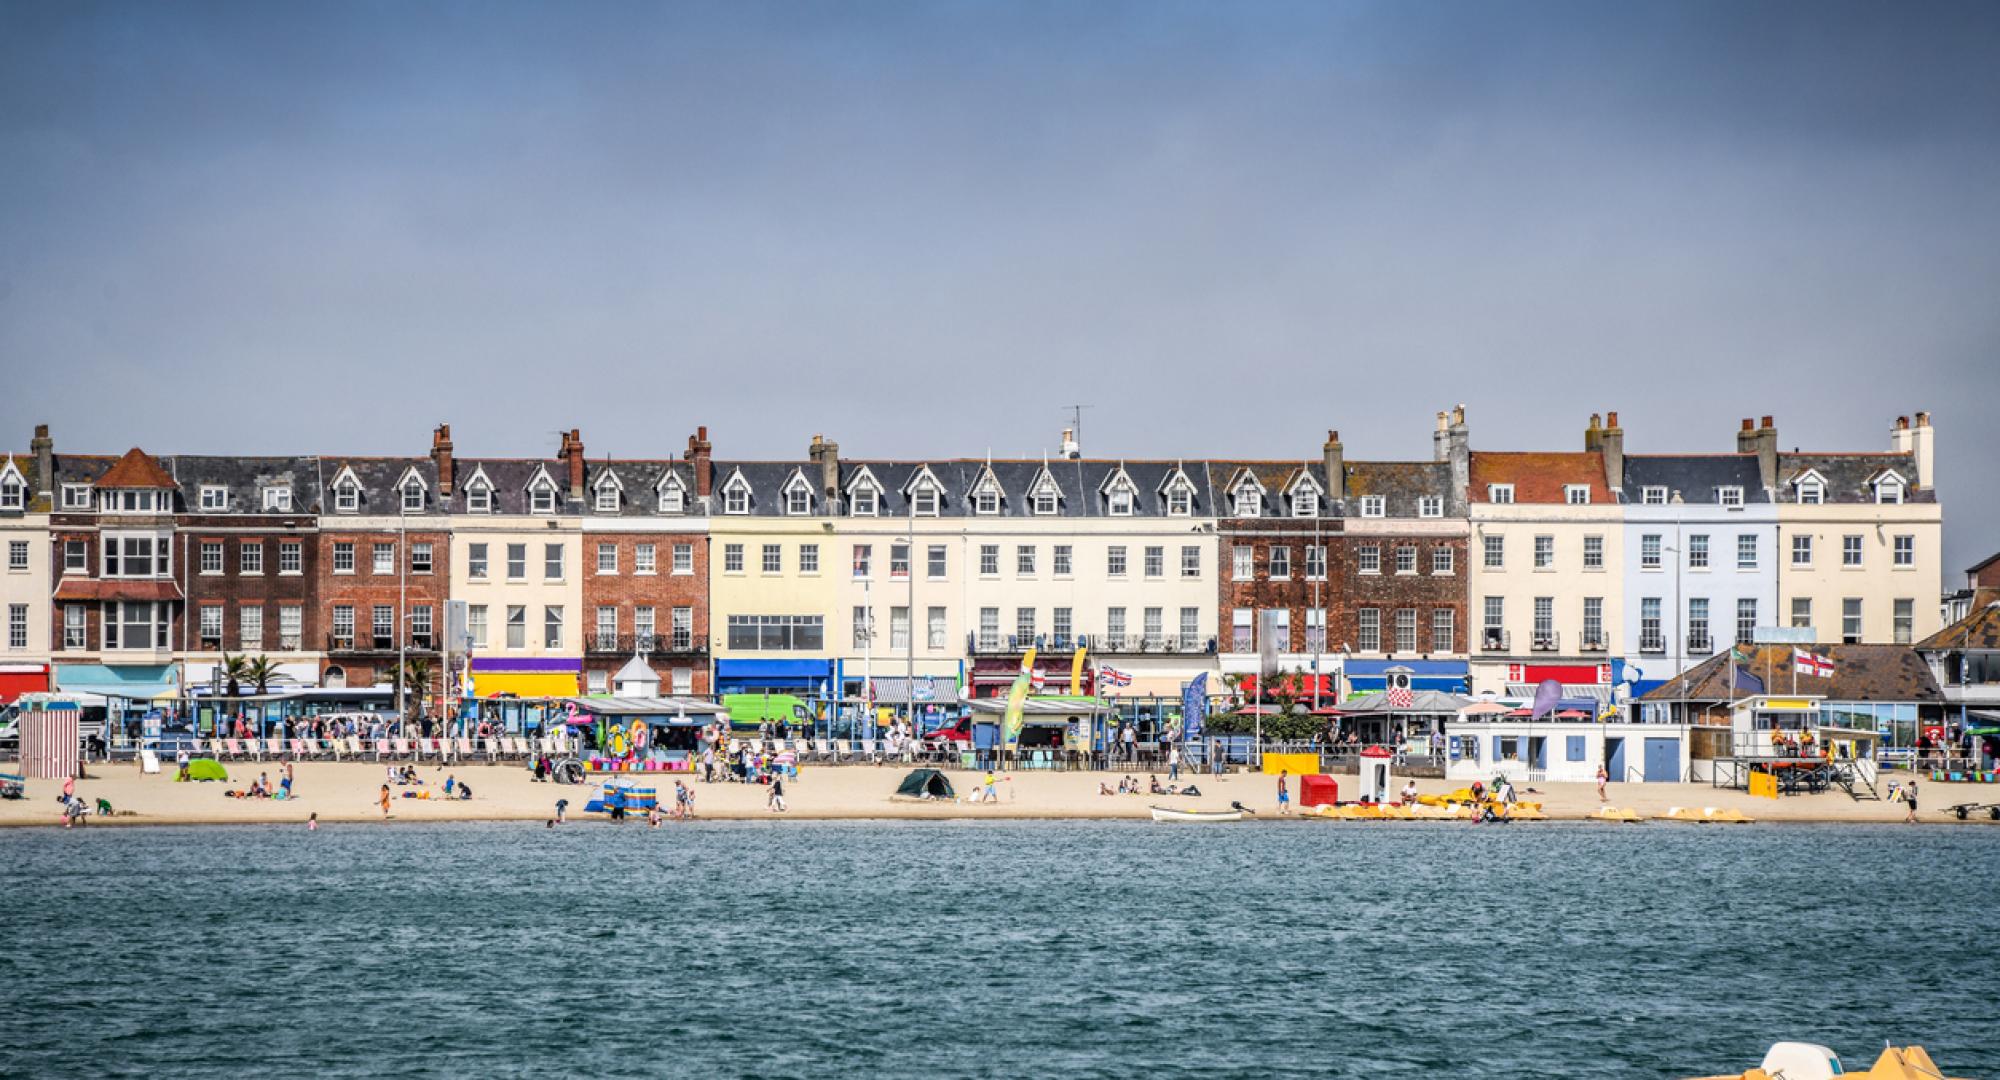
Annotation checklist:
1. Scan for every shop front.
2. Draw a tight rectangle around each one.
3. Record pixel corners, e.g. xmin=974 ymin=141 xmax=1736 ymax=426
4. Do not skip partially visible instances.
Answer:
xmin=713 ymin=658 xmax=836 ymax=697
xmin=0 ymin=662 xmax=50 ymax=706
xmin=1345 ymin=659 xmax=1470 ymax=695
xmin=468 ymin=657 xmax=583 ymax=700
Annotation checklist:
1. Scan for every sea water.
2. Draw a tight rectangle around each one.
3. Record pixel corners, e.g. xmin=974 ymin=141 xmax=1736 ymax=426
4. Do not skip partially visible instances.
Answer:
xmin=0 ymin=820 xmax=1994 ymax=1079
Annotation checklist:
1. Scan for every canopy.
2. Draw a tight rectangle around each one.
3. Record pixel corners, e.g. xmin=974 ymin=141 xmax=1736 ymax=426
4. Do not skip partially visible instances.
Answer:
xmin=1338 ymin=690 xmax=1475 ymax=714
xmin=894 ymin=768 xmax=955 ymax=799
xmin=186 ymin=759 xmax=229 ymax=781
xmin=963 ymin=697 xmax=1103 ymax=717
xmin=561 ymin=696 xmax=727 ymax=722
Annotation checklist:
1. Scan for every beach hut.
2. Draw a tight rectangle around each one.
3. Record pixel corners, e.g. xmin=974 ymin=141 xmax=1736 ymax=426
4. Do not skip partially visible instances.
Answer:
xmin=19 ymin=707 xmax=80 ymax=779
xmin=893 ymin=768 xmax=955 ymax=800
xmin=1358 ymin=745 xmax=1396 ymax=802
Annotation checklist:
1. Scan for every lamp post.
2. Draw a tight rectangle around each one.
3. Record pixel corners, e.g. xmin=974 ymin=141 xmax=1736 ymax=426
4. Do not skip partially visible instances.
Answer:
xmin=396 ymin=507 xmax=407 ymax=724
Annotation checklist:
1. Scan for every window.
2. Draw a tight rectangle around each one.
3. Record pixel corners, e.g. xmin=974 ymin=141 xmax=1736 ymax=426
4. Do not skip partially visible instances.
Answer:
xmin=64 ymin=540 xmax=86 ymax=573
xmin=1107 ymin=486 xmax=1134 ymax=516
xmin=671 ymin=607 xmax=693 ymax=650
xmin=402 ymin=484 xmax=424 ymax=513
xmin=595 ymin=485 xmax=619 ymax=513
xmin=529 ymin=484 xmax=556 ymax=514
xmin=1688 ymin=534 xmax=1709 ymax=569
xmin=371 ymin=605 xmax=394 ymax=648
xmin=506 ymin=544 xmax=527 ymax=580
xmin=1533 ymin=535 xmax=1554 ymax=569
xmin=1564 ymin=485 xmax=1590 ymax=505
xmin=635 ymin=543 xmax=656 ymax=574
xmin=240 ymin=543 xmax=263 ymax=575
xmin=1843 ymin=535 xmax=1863 ymax=567
xmin=1718 ymin=486 xmax=1744 ymax=507
xmin=410 ymin=606 xmax=433 ymax=648
xmin=1483 ymin=535 xmax=1503 ymax=569
xmin=1107 ymin=607 xmax=1127 ymax=647
xmin=850 ymin=486 xmax=878 ymax=516
xmin=333 ymin=542 xmax=355 ymax=574
xmin=1640 ymin=598 xmax=1662 ymax=653
xmin=334 ymin=481 xmax=360 ymax=513
xmin=1396 ymin=546 xmax=1417 ymax=574
xmin=1736 ymin=534 xmax=1758 ymax=570
xmin=1395 ymin=608 xmax=1417 ymax=653
xmin=1893 ymin=599 xmax=1914 ymax=645
xmin=1357 ymin=544 xmax=1380 ymax=575
xmin=332 ymin=605 xmax=356 ymax=649
xmin=786 ymin=485 xmax=811 ymax=516
xmin=853 ymin=606 xmax=873 ymax=647
xmin=928 ymin=545 xmax=947 ymax=579
xmin=974 ymin=488 xmax=999 ymax=515
xmin=373 ymin=543 xmax=394 ymax=575
xmin=1357 ymin=608 xmax=1380 ymax=652
xmin=200 ymin=542 xmax=222 ymax=574
xmin=1181 ymin=545 xmax=1201 ymax=579
xmin=63 ymin=605 xmax=85 ymax=649
xmin=928 ymin=607 xmax=946 ymax=650
xmin=466 ymin=484 xmax=492 ymax=513
xmin=1533 ymin=597 xmax=1554 ymax=648
xmin=279 ymin=541 xmax=301 ymax=575
xmin=1291 ymin=488 xmax=1318 ymax=518
xmin=544 ymin=606 xmax=564 ymax=649
xmin=852 ymin=544 xmax=872 ymax=579
xmin=1032 ymin=488 xmax=1057 ymax=516
xmin=1876 ymin=477 xmax=1904 ymax=504
xmin=586 ymin=670 xmax=609 ymax=695
xmin=914 ymin=486 xmax=942 ymax=516
xmin=1641 ymin=486 xmax=1667 ymax=506
xmin=467 ymin=605 xmax=487 ymax=649
xmin=62 ymin=484 xmax=92 ymax=509
xmin=1232 ymin=608 xmax=1252 ymax=652
xmin=1269 ymin=546 xmax=1291 ymax=580
xmin=725 ymin=615 xmax=826 ymax=652
xmin=1233 ymin=486 xmax=1261 ymax=517
xmin=1736 ymin=599 xmax=1757 ymax=645
xmin=978 ymin=608 xmax=1000 ymax=650
xmin=1107 ymin=546 xmax=1127 ymax=577
xmin=673 ymin=543 xmax=693 ymax=574
xmin=1842 ymin=599 xmax=1862 ymax=644
xmin=1432 ymin=546 xmax=1454 ymax=575
xmin=1797 ymin=478 xmax=1823 ymax=504
xmin=1231 ymin=545 xmax=1253 ymax=580
xmin=890 ymin=606 xmax=910 ymax=650
xmin=1641 ymin=534 xmax=1661 ymax=570
xmin=238 ymin=606 xmax=263 ymax=651
xmin=1432 ymin=608 xmax=1454 ymax=653
xmin=544 ymin=543 xmax=564 ymax=580
xmin=979 ymin=545 xmax=999 ymax=576
xmin=1893 ymin=535 xmax=1914 ymax=567
xmin=1052 ymin=607 xmax=1072 ymax=646
xmin=1487 ymin=484 xmax=1514 ymax=504
xmin=1016 ymin=607 xmax=1035 ymax=644
xmin=723 ymin=482 xmax=750 ymax=515
xmin=1688 ymin=598 xmax=1710 ymax=652
xmin=763 ymin=544 xmax=782 ymax=574
xmin=1017 ymin=545 xmax=1036 ymax=576
xmin=630 ymin=606 xmax=654 ymax=650
xmin=199 ymin=485 xmax=227 ymax=511
xmin=1419 ymin=495 xmax=1443 ymax=518
xmin=799 ymin=544 xmax=819 ymax=574
xmin=506 ymin=605 xmax=526 ymax=649
xmin=1144 ymin=546 xmax=1164 ymax=579
xmin=468 ymin=543 xmax=489 ymax=579
xmin=1791 ymin=535 xmax=1811 ymax=566
xmin=657 ymin=482 xmax=684 ymax=514
xmin=1307 ymin=545 xmax=1328 ymax=580
xmin=1789 ymin=597 xmax=1811 ymax=632
xmin=1582 ymin=597 xmax=1603 ymax=648
xmin=1359 ymin=495 xmax=1385 ymax=518
xmin=597 ymin=543 xmax=618 ymax=574
xmin=890 ymin=543 xmax=910 ymax=578
xmin=105 ymin=600 xmax=171 ymax=650
xmin=103 ymin=533 xmax=171 ymax=578
xmin=1053 ymin=545 xmax=1072 ymax=576
xmin=723 ymin=544 xmax=744 ymax=573
xmin=1141 ymin=607 xmax=1162 ymax=648
xmin=1166 ymin=484 xmax=1192 ymax=517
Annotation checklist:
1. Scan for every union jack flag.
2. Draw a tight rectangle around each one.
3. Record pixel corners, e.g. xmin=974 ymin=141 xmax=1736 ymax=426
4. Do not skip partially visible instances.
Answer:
xmin=1099 ymin=666 xmax=1132 ymax=688
xmin=1386 ymin=686 xmax=1415 ymax=709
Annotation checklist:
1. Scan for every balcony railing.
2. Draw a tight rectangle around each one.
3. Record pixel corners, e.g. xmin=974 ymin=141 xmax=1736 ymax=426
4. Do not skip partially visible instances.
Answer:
xmin=1579 ymin=635 xmax=1607 ymax=652
xmin=1531 ymin=630 xmax=1560 ymax=653
xmin=966 ymin=632 xmax=1218 ymax=657
xmin=1481 ymin=628 xmax=1510 ymax=652
xmin=327 ymin=633 xmax=438 ymax=655
xmin=1686 ymin=632 xmax=1713 ymax=655
xmin=1639 ymin=632 xmax=1666 ymax=654
xmin=584 ymin=632 xmax=703 ymax=657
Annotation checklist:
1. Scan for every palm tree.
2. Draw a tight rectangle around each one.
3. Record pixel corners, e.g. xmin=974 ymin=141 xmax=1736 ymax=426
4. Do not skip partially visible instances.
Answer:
xmin=221 ymin=653 xmax=253 ymax=698
xmin=243 ymin=654 xmax=283 ymax=697
xmin=382 ymin=657 xmax=435 ymax=720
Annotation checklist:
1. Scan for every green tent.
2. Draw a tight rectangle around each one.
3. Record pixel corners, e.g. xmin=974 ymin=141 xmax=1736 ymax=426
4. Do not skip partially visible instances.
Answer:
xmin=185 ymin=759 xmax=228 ymax=782
xmin=894 ymin=768 xmax=954 ymax=800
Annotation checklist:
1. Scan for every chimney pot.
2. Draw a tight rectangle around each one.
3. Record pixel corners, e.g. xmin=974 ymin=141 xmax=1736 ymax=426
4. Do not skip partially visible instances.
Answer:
xmin=1916 ymin=411 xmax=1930 ymax=427
xmin=1606 ymin=411 xmax=1619 ymax=429
xmin=1741 ymin=418 xmax=1754 ymax=432
xmin=1760 ymin=415 xmax=1774 ymax=430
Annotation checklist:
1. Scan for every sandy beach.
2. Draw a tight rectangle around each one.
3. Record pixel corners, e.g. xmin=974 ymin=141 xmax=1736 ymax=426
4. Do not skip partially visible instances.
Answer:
xmin=4 ymin=756 xmax=1996 ymax=828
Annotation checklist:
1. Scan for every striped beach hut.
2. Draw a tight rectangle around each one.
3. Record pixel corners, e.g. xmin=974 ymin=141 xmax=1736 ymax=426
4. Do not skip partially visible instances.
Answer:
xmin=19 ymin=707 xmax=81 ymax=779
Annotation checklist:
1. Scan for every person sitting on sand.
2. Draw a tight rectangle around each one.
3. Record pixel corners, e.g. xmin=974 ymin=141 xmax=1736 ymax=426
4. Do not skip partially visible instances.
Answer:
xmin=1099 ymin=781 xmax=1116 ymax=796
xmin=1149 ymin=774 xmax=1165 ymax=795
xmin=1401 ymin=780 xmax=1419 ymax=806
xmin=457 ymin=782 xmax=472 ymax=800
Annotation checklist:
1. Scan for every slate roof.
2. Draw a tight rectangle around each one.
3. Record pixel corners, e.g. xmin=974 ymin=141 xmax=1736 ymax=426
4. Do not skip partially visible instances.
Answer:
xmin=166 ymin=455 xmax=322 ymax=514
xmin=1776 ymin=452 xmax=1933 ymax=504
xmin=1621 ymin=455 xmax=1770 ymax=505
xmin=1913 ymin=589 xmax=2000 ymax=652
xmin=702 ymin=458 xmax=1217 ymax=519
xmin=323 ymin=457 xmax=444 ymax=516
xmin=581 ymin=460 xmax=697 ymax=517
xmin=445 ymin=458 xmax=575 ymax=516
xmin=1206 ymin=459 xmax=1457 ymax=519
xmin=1469 ymin=452 xmax=1611 ymax=504
xmin=94 ymin=448 xmax=178 ymax=489
xmin=1637 ymin=644 xmax=1942 ymax=704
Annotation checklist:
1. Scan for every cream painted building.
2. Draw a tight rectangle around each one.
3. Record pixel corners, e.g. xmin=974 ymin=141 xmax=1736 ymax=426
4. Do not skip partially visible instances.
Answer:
xmin=0 ymin=451 xmax=52 ymax=681
xmin=448 ymin=458 xmax=586 ymax=696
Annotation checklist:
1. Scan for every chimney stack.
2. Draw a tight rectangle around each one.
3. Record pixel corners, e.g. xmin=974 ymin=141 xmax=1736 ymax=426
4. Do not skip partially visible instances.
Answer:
xmin=431 ymin=423 xmax=454 ymax=496
xmin=1754 ymin=416 xmax=1778 ymax=492
xmin=812 ymin=434 xmax=839 ymax=510
xmin=1584 ymin=413 xmax=1604 ymax=452
xmin=1600 ymin=411 xmax=1624 ymax=494
xmin=556 ymin=428 xmax=585 ymax=500
xmin=1060 ymin=428 xmax=1080 ymax=460
xmin=1433 ymin=410 xmax=1450 ymax=463
xmin=687 ymin=426 xmax=713 ymax=498
xmin=1322 ymin=430 xmax=1345 ymax=503
xmin=1909 ymin=411 xmax=1935 ymax=489
xmin=30 ymin=423 xmax=53 ymax=500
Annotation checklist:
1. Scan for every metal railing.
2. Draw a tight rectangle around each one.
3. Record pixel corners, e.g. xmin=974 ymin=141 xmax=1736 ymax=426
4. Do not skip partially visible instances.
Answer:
xmin=1531 ymin=630 xmax=1560 ymax=652
xmin=584 ymin=632 xmax=702 ymax=657
xmin=1481 ymin=629 xmax=1510 ymax=652
xmin=326 ymin=633 xmax=438 ymax=654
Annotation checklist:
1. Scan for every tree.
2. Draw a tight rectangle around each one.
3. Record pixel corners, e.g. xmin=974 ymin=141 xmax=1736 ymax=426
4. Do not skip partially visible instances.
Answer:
xmin=382 ymin=657 xmax=435 ymax=720
xmin=221 ymin=653 xmax=252 ymax=699
xmin=243 ymin=654 xmax=283 ymax=697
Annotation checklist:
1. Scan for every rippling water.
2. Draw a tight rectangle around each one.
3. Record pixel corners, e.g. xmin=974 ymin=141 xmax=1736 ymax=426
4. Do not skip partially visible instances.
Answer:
xmin=1 ymin=821 xmax=1993 ymax=1079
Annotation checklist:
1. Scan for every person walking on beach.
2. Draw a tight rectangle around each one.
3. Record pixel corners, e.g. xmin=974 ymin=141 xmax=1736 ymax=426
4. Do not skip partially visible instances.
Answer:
xmin=701 ymin=743 xmax=715 ymax=784
xmin=1902 ymin=778 xmax=1919 ymax=824
xmin=1595 ymin=763 xmax=1608 ymax=803
xmin=768 ymin=774 xmax=787 ymax=813
xmin=1121 ymin=723 xmax=1136 ymax=763
xmin=378 ymin=784 xmax=391 ymax=820
xmin=1168 ymin=742 xmax=1181 ymax=782
xmin=1276 ymin=770 xmax=1291 ymax=815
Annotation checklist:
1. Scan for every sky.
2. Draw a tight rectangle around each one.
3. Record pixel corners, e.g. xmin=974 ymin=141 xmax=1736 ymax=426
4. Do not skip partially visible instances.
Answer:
xmin=2 ymin=0 xmax=1997 ymax=577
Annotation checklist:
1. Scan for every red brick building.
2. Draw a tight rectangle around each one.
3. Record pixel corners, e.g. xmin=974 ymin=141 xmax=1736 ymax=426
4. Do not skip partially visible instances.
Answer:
xmin=579 ymin=453 xmax=710 ymax=695
xmin=313 ymin=456 xmax=451 ymax=692
xmin=171 ymin=456 xmax=323 ymax=689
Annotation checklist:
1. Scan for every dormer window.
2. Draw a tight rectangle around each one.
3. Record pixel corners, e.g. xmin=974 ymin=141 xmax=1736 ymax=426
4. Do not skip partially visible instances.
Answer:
xmin=103 ymin=489 xmax=165 ymax=514
xmin=1717 ymin=486 xmax=1745 ymax=508
xmin=526 ymin=470 xmax=559 ymax=514
xmin=786 ymin=487 xmax=810 ymax=515
xmin=851 ymin=487 xmax=877 ymax=516
xmin=657 ymin=475 xmax=686 ymax=513
xmin=261 ymin=486 xmax=291 ymax=512
xmin=595 ymin=488 xmax=619 ymax=512
xmin=1359 ymin=495 xmax=1385 ymax=518
xmin=1418 ymin=496 xmax=1443 ymax=518
xmin=1232 ymin=482 xmax=1261 ymax=518
xmin=1641 ymin=486 xmax=1667 ymax=506
xmin=1488 ymin=484 xmax=1515 ymax=504
xmin=974 ymin=489 xmax=999 ymax=515
xmin=1564 ymin=485 xmax=1590 ymax=505
xmin=1032 ymin=490 xmax=1057 ymax=515
xmin=1292 ymin=489 xmax=1318 ymax=518
xmin=199 ymin=485 xmax=228 ymax=512
xmin=333 ymin=480 xmax=360 ymax=513
xmin=61 ymin=484 xmax=92 ymax=510
xmin=1796 ymin=477 xmax=1824 ymax=505
xmin=721 ymin=473 xmax=752 ymax=515
xmin=465 ymin=482 xmax=492 ymax=514
xmin=1876 ymin=479 xmax=1903 ymax=504
xmin=0 ymin=476 xmax=22 ymax=511
xmin=1161 ymin=472 xmax=1195 ymax=517
xmin=401 ymin=484 xmax=425 ymax=513
xmin=912 ymin=488 xmax=939 ymax=516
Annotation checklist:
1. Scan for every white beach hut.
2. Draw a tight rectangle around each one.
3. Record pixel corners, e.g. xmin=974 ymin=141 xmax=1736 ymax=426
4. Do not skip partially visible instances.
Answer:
xmin=612 ymin=655 xmax=660 ymax=698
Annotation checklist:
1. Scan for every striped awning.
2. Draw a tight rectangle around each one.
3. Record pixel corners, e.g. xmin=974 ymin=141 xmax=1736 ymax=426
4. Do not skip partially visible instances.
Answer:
xmin=1506 ymin=683 xmax=1611 ymax=703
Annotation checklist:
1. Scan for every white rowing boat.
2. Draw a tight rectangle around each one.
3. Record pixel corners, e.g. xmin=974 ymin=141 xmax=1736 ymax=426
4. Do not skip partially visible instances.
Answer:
xmin=1150 ymin=806 xmax=1243 ymax=823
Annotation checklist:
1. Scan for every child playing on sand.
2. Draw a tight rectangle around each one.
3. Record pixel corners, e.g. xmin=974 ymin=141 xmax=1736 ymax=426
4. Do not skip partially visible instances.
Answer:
xmin=378 ymin=784 xmax=391 ymax=819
